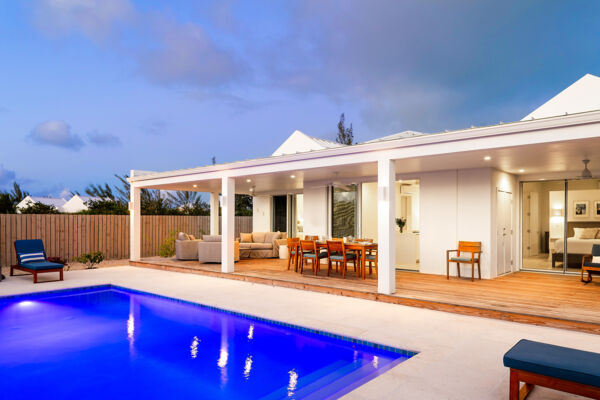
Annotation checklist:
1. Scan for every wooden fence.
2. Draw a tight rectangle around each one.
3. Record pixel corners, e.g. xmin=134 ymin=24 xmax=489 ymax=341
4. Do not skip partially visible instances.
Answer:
xmin=0 ymin=214 xmax=252 ymax=268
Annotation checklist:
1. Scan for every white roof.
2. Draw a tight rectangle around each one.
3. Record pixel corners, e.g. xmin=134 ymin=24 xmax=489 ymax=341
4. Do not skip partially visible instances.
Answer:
xmin=363 ymin=130 xmax=426 ymax=143
xmin=522 ymin=74 xmax=600 ymax=120
xmin=271 ymin=130 xmax=346 ymax=156
xmin=28 ymin=196 xmax=67 ymax=208
xmin=77 ymin=195 xmax=102 ymax=202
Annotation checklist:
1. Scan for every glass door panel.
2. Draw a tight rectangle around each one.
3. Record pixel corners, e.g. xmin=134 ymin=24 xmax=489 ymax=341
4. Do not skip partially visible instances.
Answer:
xmin=566 ymin=179 xmax=600 ymax=273
xmin=521 ymin=180 xmax=566 ymax=272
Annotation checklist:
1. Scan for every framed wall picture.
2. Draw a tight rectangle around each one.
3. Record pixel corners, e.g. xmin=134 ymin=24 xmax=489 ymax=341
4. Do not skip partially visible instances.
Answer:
xmin=595 ymin=201 xmax=600 ymax=217
xmin=573 ymin=200 xmax=589 ymax=217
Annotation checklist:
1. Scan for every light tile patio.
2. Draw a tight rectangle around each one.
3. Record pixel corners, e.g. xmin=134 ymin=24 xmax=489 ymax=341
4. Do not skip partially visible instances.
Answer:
xmin=2 ymin=266 xmax=597 ymax=399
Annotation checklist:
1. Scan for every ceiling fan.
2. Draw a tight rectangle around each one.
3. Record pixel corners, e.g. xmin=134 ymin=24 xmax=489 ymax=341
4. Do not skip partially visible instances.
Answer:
xmin=576 ymin=159 xmax=595 ymax=179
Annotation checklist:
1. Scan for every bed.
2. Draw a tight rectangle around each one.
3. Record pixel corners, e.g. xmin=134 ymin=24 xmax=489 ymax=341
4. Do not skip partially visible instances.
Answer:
xmin=552 ymin=228 xmax=600 ymax=269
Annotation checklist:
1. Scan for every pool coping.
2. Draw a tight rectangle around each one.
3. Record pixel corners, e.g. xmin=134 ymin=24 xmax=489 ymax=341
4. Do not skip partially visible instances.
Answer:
xmin=0 ymin=283 xmax=419 ymax=359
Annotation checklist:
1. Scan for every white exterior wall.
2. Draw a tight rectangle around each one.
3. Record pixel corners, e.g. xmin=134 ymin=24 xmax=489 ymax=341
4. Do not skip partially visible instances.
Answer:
xmin=419 ymin=168 xmax=503 ymax=278
xmin=252 ymin=196 xmax=272 ymax=232
xmin=303 ymin=185 xmax=328 ymax=238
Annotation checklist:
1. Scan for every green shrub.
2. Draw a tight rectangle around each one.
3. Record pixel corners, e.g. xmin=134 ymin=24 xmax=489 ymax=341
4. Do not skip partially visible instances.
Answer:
xmin=77 ymin=251 xmax=104 ymax=269
xmin=159 ymin=230 xmax=178 ymax=258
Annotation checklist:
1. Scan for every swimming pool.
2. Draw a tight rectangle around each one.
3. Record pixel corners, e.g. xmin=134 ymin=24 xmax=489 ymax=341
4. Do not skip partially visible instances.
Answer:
xmin=0 ymin=285 xmax=414 ymax=399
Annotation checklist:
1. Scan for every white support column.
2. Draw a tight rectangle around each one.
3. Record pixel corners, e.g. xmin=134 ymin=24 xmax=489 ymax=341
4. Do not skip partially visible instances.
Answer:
xmin=129 ymin=185 xmax=141 ymax=261
xmin=377 ymin=158 xmax=396 ymax=294
xmin=210 ymin=192 xmax=220 ymax=235
xmin=221 ymin=177 xmax=235 ymax=273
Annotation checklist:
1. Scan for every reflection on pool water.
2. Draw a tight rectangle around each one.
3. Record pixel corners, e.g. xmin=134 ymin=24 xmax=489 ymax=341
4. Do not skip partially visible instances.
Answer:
xmin=0 ymin=286 xmax=414 ymax=399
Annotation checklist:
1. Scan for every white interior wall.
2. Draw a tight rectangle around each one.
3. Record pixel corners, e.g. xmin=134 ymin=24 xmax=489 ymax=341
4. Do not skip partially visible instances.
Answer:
xmin=252 ymin=195 xmax=272 ymax=232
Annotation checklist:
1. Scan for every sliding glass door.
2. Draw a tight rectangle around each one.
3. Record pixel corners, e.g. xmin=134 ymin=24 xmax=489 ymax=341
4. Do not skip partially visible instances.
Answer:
xmin=521 ymin=179 xmax=600 ymax=274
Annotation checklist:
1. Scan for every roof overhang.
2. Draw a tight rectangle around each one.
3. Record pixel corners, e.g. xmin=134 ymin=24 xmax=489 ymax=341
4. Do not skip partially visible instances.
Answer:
xmin=129 ymin=110 xmax=600 ymax=193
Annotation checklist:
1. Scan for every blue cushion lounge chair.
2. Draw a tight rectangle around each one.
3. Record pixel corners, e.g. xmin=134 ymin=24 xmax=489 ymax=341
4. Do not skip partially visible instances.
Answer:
xmin=503 ymin=339 xmax=600 ymax=400
xmin=11 ymin=239 xmax=64 ymax=283
xmin=581 ymin=244 xmax=600 ymax=283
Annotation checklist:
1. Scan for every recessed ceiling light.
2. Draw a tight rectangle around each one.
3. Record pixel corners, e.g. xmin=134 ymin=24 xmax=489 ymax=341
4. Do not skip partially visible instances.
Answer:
xmin=539 ymin=178 xmax=545 ymax=181
xmin=290 ymin=175 xmax=296 ymax=179
xmin=519 ymin=169 xmax=525 ymax=173
xmin=193 ymin=184 xmax=198 ymax=188
xmin=246 ymin=179 xmax=251 ymax=183
xmin=484 ymin=156 xmax=491 ymax=161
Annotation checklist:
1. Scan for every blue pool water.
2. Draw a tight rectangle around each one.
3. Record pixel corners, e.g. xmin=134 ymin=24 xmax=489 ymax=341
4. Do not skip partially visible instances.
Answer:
xmin=0 ymin=286 xmax=413 ymax=399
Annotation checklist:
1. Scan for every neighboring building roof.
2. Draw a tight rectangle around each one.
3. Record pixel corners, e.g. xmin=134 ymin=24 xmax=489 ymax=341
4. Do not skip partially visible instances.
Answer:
xmin=362 ymin=130 xmax=426 ymax=144
xmin=16 ymin=196 xmax=67 ymax=210
xmin=522 ymin=73 xmax=600 ymax=120
xmin=272 ymin=130 xmax=346 ymax=156
xmin=77 ymin=195 xmax=102 ymax=203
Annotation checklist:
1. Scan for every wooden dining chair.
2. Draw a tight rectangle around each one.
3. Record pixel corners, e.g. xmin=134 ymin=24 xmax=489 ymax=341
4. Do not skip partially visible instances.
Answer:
xmin=446 ymin=241 xmax=482 ymax=281
xmin=325 ymin=240 xmax=356 ymax=278
xmin=286 ymin=237 xmax=300 ymax=271
xmin=304 ymin=235 xmax=319 ymax=241
xmin=299 ymin=239 xmax=327 ymax=275
xmin=357 ymin=239 xmax=377 ymax=276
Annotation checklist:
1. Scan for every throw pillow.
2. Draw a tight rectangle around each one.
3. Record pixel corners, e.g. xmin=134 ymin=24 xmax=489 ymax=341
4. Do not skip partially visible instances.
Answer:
xmin=188 ymin=235 xmax=196 ymax=240
xmin=178 ymin=232 xmax=188 ymax=241
xmin=252 ymin=232 xmax=266 ymax=243
xmin=240 ymin=233 xmax=253 ymax=243
xmin=580 ymin=228 xmax=598 ymax=239
xmin=592 ymin=256 xmax=600 ymax=264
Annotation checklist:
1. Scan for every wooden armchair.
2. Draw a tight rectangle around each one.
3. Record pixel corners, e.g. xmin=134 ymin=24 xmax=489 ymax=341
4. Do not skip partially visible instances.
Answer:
xmin=446 ymin=241 xmax=482 ymax=281
xmin=581 ymin=244 xmax=600 ymax=283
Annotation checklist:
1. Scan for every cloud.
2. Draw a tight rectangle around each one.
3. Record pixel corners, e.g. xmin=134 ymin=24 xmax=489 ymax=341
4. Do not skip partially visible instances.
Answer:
xmin=29 ymin=120 xmax=85 ymax=150
xmin=136 ymin=18 xmax=242 ymax=87
xmin=32 ymin=1 xmax=241 ymax=89
xmin=140 ymin=119 xmax=167 ymax=136
xmin=0 ymin=165 xmax=16 ymax=187
xmin=87 ymin=131 xmax=121 ymax=147
xmin=32 ymin=0 xmax=133 ymax=41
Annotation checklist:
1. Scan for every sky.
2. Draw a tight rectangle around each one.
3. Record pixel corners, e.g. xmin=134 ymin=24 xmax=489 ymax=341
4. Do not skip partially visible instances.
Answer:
xmin=0 ymin=0 xmax=599 ymax=197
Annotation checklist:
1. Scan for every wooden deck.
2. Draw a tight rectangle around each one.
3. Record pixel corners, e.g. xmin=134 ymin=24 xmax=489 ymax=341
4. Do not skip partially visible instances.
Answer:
xmin=131 ymin=257 xmax=600 ymax=334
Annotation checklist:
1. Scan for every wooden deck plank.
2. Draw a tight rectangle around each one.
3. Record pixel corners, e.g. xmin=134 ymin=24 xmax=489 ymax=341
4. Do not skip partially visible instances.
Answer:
xmin=132 ymin=257 xmax=600 ymax=334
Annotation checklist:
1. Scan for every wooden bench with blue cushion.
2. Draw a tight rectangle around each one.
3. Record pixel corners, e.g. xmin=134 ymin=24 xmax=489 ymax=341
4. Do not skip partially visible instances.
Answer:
xmin=504 ymin=339 xmax=600 ymax=399
xmin=582 ymin=244 xmax=600 ymax=283
xmin=11 ymin=239 xmax=64 ymax=283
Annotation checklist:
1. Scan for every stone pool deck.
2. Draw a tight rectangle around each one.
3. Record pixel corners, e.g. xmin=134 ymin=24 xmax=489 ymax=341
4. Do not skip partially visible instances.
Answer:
xmin=2 ymin=266 xmax=598 ymax=399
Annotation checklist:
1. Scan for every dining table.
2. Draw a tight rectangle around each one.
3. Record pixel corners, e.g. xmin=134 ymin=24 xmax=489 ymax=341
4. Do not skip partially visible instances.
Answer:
xmin=315 ymin=240 xmax=378 ymax=279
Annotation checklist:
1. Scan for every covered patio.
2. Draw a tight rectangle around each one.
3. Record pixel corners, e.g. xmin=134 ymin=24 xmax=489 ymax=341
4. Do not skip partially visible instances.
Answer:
xmin=131 ymin=256 xmax=600 ymax=334
xmin=128 ymin=110 xmax=600 ymax=295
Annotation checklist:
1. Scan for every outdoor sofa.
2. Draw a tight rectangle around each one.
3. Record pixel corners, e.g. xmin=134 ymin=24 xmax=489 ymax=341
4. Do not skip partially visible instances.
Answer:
xmin=237 ymin=232 xmax=287 ymax=259
xmin=197 ymin=235 xmax=240 ymax=263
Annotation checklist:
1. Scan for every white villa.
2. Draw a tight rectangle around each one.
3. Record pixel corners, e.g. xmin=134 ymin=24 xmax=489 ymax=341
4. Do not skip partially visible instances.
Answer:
xmin=16 ymin=194 xmax=100 ymax=213
xmin=128 ymin=74 xmax=600 ymax=295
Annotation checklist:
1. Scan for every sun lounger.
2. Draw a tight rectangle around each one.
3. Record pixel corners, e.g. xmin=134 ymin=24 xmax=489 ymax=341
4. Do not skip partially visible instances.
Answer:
xmin=11 ymin=239 xmax=64 ymax=283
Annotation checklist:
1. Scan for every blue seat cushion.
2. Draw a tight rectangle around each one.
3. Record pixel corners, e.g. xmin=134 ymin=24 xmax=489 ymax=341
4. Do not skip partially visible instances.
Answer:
xmin=302 ymin=252 xmax=327 ymax=259
xmin=450 ymin=256 xmax=475 ymax=262
xmin=583 ymin=262 xmax=600 ymax=268
xmin=503 ymin=339 xmax=600 ymax=387
xmin=329 ymin=253 xmax=356 ymax=261
xmin=365 ymin=254 xmax=376 ymax=261
xmin=19 ymin=261 xmax=64 ymax=271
